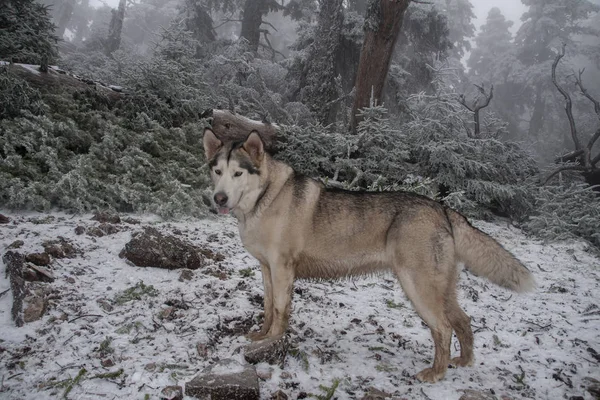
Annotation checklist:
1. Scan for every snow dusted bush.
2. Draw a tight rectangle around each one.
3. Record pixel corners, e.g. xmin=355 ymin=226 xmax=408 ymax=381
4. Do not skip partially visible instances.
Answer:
xmin=0 ymin=69 xmax=46 ymax=119
xmin=524 ymin=183 xmax=600 ymax=247
xmin=0 ymin=91 xmax=210 ymax=217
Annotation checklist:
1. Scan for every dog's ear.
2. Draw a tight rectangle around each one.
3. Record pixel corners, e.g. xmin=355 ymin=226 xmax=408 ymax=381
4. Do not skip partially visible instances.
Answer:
xmin=203 ymin=128 xmax=222 ymax=161
xmin=243 ymin=131 xmax=264 ymax=164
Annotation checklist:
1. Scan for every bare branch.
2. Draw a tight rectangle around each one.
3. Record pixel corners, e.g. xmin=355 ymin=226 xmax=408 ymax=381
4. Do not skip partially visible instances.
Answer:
xmin=552 ymin=43 xmax=581 ymax=151
xmin=458 ymin=84 xmax=494 ymax=138
xmin=575 ymin=68 xmax=600 ymax=119
xmin=554 ymin=149 xmax=584 ymax=163
xmin=261 ymin=20 xmax=278 ymax=32
xmin=592 ymin=152 xmax=600 ymax=167
xmin=544 ymin=165 xmax=588 ymax=185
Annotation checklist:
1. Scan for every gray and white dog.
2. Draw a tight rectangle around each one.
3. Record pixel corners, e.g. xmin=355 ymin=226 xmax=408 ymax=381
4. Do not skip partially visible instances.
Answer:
xmin=203 ymin=128 xmax=534 ymax=383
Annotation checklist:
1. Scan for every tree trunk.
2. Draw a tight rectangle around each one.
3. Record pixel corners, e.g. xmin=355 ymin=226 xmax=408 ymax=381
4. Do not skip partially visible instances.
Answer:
xmin=240 ymin=0 xmax=268 ymax=52
xmin=185 ymin=1 xmax=216 ymax=43
xmin=56 ymin=0 xmax=76 ymax=38
xmin=350 ymin=0 xmax=411 ymax=132
xmin=528 ymin=84 xmax=545 ymax=138
xmin=105 ymin=0 xmax=126 ymax=55
xmin=300 ymin=0 xmax=345 ymax=126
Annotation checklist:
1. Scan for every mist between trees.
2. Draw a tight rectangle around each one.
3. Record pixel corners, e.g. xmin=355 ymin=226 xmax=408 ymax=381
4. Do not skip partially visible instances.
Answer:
xmin=0 ymin=0 xmax=599 ymax=247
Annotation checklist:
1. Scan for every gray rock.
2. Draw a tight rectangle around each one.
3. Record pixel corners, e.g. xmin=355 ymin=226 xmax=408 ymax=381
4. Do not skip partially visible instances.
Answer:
xmin=26 ymin=252 xmax=51 ymax=266
xmin=119 ymin=227 xmax=205 ymax=270
xmin=23 ymin=290 xmax=48 ymax=323
xmin=458 ymin=390 xmax=498 ymax=400
xmin=8 ymin=240 xmax=24 ymax=249
xmin=185 ymin=359 xmax=259 ymax=400
xmin=160 ymin=385 xmax=183 ymax=400
xmin=92 ymin=212 xmax=121 ymax=224
xmin=361 ymin=387 xmax=391 ymax=399
xmin=179 ymin=269 xmax=194 ymax=281
xmin=271 ymin=390 xmax=288 ymax=400
xmin=0 ymin=213 xmax=10 ymax=224
xmin=584 ymin=377 xmax=600 ymax=398
xmin=244 ymin=335 xmax=289 ymax=366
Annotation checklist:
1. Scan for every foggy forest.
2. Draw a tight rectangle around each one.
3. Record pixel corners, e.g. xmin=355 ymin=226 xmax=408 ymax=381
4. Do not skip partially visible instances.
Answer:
xmin=1 ymin=0 xmax=600 ymax=399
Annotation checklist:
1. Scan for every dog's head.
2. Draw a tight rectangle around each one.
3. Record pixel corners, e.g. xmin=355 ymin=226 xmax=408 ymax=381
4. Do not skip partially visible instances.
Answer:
xmin=203 ymin=128 xmax=266 ymax=215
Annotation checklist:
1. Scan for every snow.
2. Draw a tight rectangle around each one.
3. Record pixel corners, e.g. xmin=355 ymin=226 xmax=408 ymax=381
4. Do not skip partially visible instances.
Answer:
xmin=0 ymin=212 xmax=599 ymax=399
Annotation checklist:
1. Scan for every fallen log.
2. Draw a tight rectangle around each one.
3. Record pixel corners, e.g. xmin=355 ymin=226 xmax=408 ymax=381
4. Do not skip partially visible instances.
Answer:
xmin=2 ymin=251 xmax=26 ymax=327
xmin=202 ymin=109 xmax=280 ymax=149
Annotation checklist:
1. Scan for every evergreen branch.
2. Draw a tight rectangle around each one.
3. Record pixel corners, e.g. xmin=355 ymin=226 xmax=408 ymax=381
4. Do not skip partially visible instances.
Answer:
xmin=543 ymin=165 xmax=588 ymax=185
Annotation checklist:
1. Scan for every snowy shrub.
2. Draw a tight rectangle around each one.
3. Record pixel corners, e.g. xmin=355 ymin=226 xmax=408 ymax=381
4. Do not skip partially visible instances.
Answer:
xmin=0 ymin=90 xmax=211 ymax=217
xmin=524 ymin=183 xmax=600 ymax=247
xmin=0 ymin=69 xmax=45 ymax=118
xmin=403 ymin=77 xmax=538 ymax=220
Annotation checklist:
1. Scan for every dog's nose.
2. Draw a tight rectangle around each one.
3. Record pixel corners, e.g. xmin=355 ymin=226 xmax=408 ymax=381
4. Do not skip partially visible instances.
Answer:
xmin=214 ymin=192 xmax=228 ymax=206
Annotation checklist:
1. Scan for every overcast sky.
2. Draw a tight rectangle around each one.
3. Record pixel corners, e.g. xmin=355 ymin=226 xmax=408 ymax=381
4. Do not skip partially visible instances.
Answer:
xmin=92 ymin=0 xmax=528 ymax=35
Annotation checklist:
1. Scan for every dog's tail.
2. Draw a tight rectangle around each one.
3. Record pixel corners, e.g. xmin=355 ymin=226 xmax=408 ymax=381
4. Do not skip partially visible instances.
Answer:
xmin=446 ymin=209 xmax=535 ymax=292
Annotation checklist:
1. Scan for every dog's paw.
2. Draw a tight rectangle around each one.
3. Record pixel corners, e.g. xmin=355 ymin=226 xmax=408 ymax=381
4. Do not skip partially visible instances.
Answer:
xmin=450 ymin=356 xmax=474 ymax=368
xmin=415 ymin=367 xmax=446 ymax=383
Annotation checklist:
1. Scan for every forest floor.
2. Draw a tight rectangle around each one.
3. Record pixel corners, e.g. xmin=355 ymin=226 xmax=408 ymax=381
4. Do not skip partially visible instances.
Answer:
xmin=0 ymin=212 xmax=599 ymax=400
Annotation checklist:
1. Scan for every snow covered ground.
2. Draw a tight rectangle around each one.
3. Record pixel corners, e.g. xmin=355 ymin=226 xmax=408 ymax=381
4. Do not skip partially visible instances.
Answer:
xmin=0 ymin=212 xmax=599 ymax=399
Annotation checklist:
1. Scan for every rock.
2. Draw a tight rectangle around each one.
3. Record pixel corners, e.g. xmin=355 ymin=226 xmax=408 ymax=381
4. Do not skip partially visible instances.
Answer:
xmin=122 ymin=217 xmax=141 ymax=225
xmin=196 ymin=343 xmax=209 ymax=359
xmin=75 ymin=226 xmax=86 ymax=235
xmin=159 ymin=306 xmax=175 ymax=320
xmin=160 ymin=385 xmax=183 ymax=400
xmin=178 ymin=269 xmax=194 ymax=281
xmin=185 ymin=359 xmax=259 ymax=400
xmin=145 ymin=363 xmax=156 ymax=372
xmin=87 ymin=223 xmax=120 ymax=237
xmin=244 ymin=335 xmax=289 ymax=366
xmin=8 ymin=240 xmax=24 ymax=249
xmin=26 ymin=253 xmax=51 ymax=266
xmin=361 ymin=387 xmax=392 ymax=400
xmin=459 ymin=390 xmax=498 ymax=400
xmin=119 ymin=227 xmax=205 ymax=270
xmin=92 ymin=212 xmax=121 ymax=224
xmin=584 ymin=377 xmax=600 ymax=398
xmin=280 ymin=371 xmax=292 ymax=379
xmin=0 ymin=213 xmax=10 ymax=224
xmin=101 ymin=359 xmax=115 ymax=368
xmin=24 ymin=264 xmax=55 ymax=283
xmin=97 ymin=299 xmax=114 ymax=312
xmin=256 ymin=365 xmax=273 ymax=380
xmin=23 ymin=291 xmax=49 ymax=323
xmin=271 ymin=390 xmax=288 ymax=400
xmin=43 ymin=237 xmax=79 ymax=259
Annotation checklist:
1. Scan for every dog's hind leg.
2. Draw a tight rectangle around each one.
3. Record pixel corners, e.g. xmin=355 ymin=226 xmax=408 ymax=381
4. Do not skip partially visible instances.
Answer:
xmin=247 ymin=263 xmax=274 ymax=341
xmin=395 ymin=266 xmax=453 ymax=383
xmin=446 ymin=293 xmax=474 ymax=367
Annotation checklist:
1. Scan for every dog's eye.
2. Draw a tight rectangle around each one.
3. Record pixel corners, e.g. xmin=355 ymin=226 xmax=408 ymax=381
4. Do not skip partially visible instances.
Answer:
xmin=234 ymin=171 xmax=243 ymax=177
xmin=214 ymin=169 xmax=221 ymax=176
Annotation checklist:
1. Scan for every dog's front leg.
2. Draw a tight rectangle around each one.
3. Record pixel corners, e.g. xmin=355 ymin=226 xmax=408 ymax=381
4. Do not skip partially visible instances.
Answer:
xmin=247 ymin=263 xmax=273 ymax=341
xmin=266 ymin=262 xmax=295 ymax=337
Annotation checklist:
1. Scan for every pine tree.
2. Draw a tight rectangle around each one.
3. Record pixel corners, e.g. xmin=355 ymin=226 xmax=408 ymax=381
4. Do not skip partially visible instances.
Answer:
xmin=0 ymin=0 xmax=59 ymax=64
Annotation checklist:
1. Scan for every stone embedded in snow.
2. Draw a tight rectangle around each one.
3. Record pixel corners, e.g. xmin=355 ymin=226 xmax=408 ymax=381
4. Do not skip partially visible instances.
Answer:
xmin=244 ymin=335 xmax=289 ymax=366
xmin=87 ymin=223 xmax=120 ymax=237
xmin=458 ymin=389 xmax=498 ymax=400
xmin=119 ymin=227 xmax=205 ymax=270
xmin=24 ymin=264 xmax=55 ymax=283
xmin=92 ymin=212 xmax=121 ymax=224
xmin=25 ymin=252 xmax=51 ymax=266
xmin=360 ymin=387 xmax=391 ymax=399
xmin=23 ymin=288 xmax=49 ymax=323
xmin=271 ymin=389 xmax=289 ymax=400
xmin=8 ymin=240 xmax=24 ymax=249
xmin=0 ymin=213 xmax=10 ymax=224
xmin=160 ymin=385 xmax=183 ymax=400
xmin=185 ymin=359 xmax=259 ymax=400
xmin=584 ymin=377 xmax=600 ymax=398
xmin=179 ymin=269 xmax=194 ymax=281
xmin=43 ymin=237 xmax=79 ymax=259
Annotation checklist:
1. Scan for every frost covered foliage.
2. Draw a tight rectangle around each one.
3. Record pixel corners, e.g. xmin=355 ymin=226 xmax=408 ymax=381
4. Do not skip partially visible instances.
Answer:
xmin=524 ymin=183 xmax=600 ymax=247
xmin=276 ymin=105 xmax=414 ymax=190
xmin=0 ymin=0 xmax=59 ymax=64
xmin=0 ymin=86 xmax=210 ymax=218
xmin=402 ymin=74 xmax=538 ymax=220
xmin=0 ymin=69 xmax=45 ymax=119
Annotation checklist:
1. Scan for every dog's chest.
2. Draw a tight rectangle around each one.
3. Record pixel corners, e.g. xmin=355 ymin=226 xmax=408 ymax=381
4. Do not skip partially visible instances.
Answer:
xmin=237 ymin=218 xmax=271 ymax=262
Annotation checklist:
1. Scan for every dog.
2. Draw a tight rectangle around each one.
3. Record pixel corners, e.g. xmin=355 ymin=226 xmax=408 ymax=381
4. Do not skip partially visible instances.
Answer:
xmin=202 ymin=128 xmax=534 ymax=383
